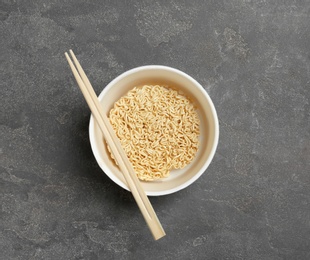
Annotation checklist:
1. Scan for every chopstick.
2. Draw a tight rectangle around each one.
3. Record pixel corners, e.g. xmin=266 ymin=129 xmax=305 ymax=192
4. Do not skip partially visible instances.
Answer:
xmin=65 ymin=50 xmax=166 ymax=240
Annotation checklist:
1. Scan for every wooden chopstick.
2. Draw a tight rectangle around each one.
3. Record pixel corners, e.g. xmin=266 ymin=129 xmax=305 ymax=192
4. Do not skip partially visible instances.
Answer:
xmin=65 ymin=50 xmax=166 ymax=240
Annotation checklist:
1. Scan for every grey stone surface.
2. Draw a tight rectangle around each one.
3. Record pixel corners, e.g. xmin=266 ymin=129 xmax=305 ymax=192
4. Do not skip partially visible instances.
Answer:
xmin=1 ymin=0 xmax=310 ymax=259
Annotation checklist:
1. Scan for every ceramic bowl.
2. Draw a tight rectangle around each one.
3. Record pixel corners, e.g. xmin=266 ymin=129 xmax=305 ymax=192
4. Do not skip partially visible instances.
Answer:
xmin=89 ymin=65 xmax=219 ymax=196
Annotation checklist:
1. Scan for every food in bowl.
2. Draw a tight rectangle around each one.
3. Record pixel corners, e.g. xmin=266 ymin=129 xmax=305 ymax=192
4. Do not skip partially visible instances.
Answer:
xmin=107 ymin=84 xmax=200 ymax=181
xmin=89 ymin=65 xmax=219 ymax=196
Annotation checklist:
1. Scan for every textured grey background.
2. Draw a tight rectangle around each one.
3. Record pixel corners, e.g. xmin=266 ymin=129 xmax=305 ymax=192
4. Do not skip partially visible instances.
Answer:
xmin=1 ymin=0 xmax=310 ymax=259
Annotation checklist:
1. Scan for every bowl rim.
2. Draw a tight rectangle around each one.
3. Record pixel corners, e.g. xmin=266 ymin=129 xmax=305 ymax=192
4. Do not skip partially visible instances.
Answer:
xmin=89 ymin=65 xmax=219 ymax=196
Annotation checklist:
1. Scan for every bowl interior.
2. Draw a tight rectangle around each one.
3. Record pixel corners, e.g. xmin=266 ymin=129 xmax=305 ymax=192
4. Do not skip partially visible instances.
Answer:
xmin=90 ymin=66 xmax=218 ymax=195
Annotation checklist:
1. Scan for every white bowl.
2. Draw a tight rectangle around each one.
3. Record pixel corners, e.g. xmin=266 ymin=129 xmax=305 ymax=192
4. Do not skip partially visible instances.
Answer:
xmin=89 ymin=65 xmax=219 ymax=196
